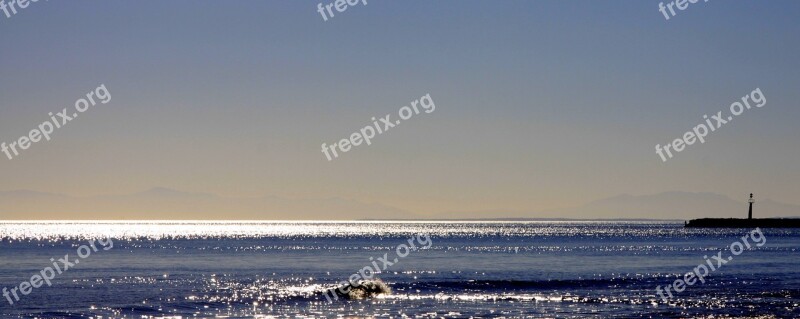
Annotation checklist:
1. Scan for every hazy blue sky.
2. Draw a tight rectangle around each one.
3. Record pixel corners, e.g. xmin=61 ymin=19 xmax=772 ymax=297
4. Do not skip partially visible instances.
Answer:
xmin=1 ymin=1 xmax=799 ymax=218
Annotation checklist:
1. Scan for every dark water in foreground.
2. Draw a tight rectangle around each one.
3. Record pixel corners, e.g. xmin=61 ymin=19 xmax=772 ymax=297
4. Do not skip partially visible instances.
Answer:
xmin=0 ymin=221 xmax=798 ymax=318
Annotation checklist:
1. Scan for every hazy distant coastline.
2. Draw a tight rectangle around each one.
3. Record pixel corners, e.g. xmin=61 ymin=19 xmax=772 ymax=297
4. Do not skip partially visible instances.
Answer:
xmin=1 ymin=188 xmax=797 ymax=221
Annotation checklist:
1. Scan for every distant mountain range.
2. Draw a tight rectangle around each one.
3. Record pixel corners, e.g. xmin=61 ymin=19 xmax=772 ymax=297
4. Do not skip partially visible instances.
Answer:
xmin=439 ymin=191 xmax=800 ymax=221
xmin=0 ymin=189 xmax=796 ymax=220
xmin=560 ymin=191 xmax=800 ymax=220
xmin=0 ymin=188 xmax=415 ymax=220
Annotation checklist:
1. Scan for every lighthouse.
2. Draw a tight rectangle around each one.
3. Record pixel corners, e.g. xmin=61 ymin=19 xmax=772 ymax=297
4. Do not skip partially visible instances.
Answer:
xmin=748 ymin=193 xmax=754 ymax=220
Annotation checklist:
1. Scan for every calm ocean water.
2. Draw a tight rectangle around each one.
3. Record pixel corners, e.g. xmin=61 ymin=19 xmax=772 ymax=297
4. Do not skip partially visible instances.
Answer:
xmin=0 ymin=221 xmax=798 ymax=318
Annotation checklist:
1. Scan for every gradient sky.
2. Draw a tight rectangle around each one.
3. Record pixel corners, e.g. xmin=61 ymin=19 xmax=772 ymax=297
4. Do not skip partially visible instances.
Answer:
xmin=1 ymin=1 xmax=799 ymax=218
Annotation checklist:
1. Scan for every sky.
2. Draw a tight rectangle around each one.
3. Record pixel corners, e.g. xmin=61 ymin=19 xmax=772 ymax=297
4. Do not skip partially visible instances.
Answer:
xmin=0 ymin=1 xmax=799 ymax=219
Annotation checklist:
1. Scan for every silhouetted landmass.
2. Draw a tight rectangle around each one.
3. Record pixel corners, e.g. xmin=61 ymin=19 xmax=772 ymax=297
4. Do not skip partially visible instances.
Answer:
xmin=360 ymin=218 xmax=683 ymax=221
xmin=685 ymin=218 xmax=800 ymax=228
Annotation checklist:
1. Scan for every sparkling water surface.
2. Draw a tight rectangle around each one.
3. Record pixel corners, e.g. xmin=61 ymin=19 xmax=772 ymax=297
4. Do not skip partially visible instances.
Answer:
xmin=0 ymin=221 xmax=798 ymax=318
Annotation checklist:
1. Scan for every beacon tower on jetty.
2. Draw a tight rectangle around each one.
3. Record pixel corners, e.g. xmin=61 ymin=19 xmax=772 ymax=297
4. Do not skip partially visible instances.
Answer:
xmin=685 ymin=192 xmax=800 ymax=228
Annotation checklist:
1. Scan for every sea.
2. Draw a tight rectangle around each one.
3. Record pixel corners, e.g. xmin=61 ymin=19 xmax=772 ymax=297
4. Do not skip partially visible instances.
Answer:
xmin=0 ymin=221 xmax=798 ymax=318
